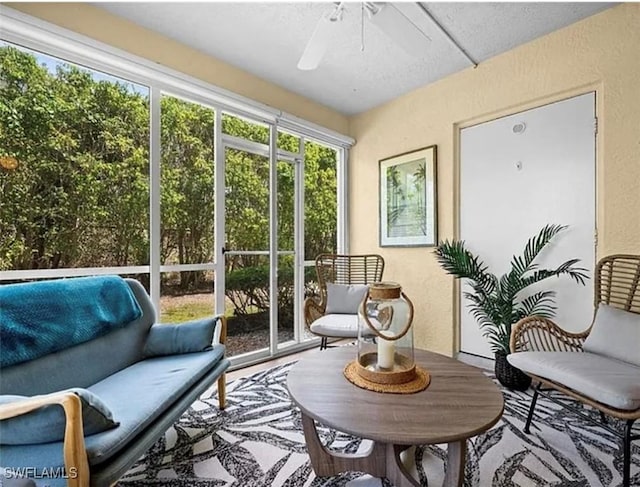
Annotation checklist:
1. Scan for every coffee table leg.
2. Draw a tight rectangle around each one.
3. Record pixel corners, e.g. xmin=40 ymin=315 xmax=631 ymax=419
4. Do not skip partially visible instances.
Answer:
xmin=301 ymin=413 xmax=386 ymax=477
xmin=385 ymin=444 xmax=421 ymax=487
xmin=301 ymin=413 xmax=423 ymax=486
xmin=302 ymin=414 xmax=468 ymax=487
xmin=443 ymin=440 xmax=466 ymax=487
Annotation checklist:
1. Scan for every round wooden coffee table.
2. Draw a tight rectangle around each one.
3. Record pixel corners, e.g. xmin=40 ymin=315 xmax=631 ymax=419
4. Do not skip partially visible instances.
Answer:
xmin=287 ymin=347 xmax=504 ymax=487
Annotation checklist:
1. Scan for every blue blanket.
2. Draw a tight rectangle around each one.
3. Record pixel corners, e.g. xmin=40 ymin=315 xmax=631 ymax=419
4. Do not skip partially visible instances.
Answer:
xmin=0 ymin=276 xmax=142 ymax=368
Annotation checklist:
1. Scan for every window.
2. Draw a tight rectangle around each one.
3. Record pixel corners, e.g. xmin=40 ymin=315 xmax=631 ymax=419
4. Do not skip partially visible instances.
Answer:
xmin=304 ymin=140 xmax=338 ymax=259
xmin=159 ymin=94 xmax=216 ymax=324
xmin=0 ymin=14 xmax=350 ymax=364
xmin=0 ymin=42 xmax=150 ymax=273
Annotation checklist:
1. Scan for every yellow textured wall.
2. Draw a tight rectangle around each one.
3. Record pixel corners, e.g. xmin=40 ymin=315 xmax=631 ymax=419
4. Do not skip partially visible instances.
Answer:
xmin=349 ymin=4 xmax=640 ymax=355
xmin=5 ymin=2 xmax=349 ymax=134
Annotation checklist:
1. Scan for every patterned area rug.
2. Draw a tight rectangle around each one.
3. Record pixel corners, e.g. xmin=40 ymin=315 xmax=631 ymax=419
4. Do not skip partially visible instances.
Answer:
xmin=118 ymin=362 xmax=639 ymax=486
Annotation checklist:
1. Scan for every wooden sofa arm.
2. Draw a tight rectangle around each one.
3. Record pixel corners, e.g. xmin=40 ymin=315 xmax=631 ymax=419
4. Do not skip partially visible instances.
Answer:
xmin=303 ymin=297 xmax=325 ymax=330
xmin=0 ymin=392 xmax=89 ymax=487
xmin=211 ymin=315 xmax=228 ymax=410
xmin=215 ymin=314 xmax=227 ymax=345
xmin=510 ymin=316 xmax=590 ymax=353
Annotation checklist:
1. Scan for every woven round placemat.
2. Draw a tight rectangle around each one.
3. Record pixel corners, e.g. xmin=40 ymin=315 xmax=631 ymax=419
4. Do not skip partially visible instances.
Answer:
xmin=343 ymin=360 xmax=431 ymax=394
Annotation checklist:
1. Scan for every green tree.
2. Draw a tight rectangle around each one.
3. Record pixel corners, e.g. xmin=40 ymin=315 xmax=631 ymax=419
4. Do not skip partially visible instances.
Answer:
xmin=160 ymin=96 xmax=215 ymax=288
xmin=304 ymin=141 xmax=337 ymax=259
xmin=0 ymin=45 xmax=149 ymax=270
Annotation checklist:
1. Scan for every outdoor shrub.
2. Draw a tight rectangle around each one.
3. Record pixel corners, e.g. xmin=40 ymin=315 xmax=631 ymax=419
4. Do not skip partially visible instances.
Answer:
xmin=225 ymin=264 xmax=317 ymax=319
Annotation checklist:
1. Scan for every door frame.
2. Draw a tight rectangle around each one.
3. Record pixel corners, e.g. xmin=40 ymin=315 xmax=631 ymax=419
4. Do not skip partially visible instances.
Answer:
xmin=214 ymin=117 xmax=311 ymax=366
xmin=453 ymin=87 xmax=600 ymax=357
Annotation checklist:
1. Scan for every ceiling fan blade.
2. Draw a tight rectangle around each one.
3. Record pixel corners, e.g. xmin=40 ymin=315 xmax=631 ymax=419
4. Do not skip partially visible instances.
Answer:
xmin=369 ymin=3 xmax=430 ymax=58
xmin=297 ymin=13 xmax=334 ymax=71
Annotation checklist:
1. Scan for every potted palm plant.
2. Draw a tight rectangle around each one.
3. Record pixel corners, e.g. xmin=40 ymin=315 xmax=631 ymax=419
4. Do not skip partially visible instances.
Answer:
xmin=434 ymin=224 xmax=588 ymax=390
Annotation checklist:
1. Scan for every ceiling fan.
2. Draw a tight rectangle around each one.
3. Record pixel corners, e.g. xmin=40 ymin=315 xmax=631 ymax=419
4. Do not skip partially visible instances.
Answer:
xmin=297 ymin=2 xmax=431 ymax=71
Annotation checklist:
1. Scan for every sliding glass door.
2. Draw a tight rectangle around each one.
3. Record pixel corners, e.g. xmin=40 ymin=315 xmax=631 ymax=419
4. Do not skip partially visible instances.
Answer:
xmin=221 ymin=146 xmax=272 ymax=360
xmin=217 ymin=120 xmax=307 ymax=364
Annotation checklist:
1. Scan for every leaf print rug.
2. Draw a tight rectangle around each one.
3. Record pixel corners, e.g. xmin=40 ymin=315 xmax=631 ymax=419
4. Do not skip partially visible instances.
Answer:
xmin=119 ymin=362 xmax=639 ymax=486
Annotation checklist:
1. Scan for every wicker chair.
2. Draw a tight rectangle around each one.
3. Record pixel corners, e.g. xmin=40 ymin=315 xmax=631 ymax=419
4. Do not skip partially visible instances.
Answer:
xmin=304 ymin=254 xmax=385 ymax=350
xmin=510 ymin=254 xmax=640 ymax=486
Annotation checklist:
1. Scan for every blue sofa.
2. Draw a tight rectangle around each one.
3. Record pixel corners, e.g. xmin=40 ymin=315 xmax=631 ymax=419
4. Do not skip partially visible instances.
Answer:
xmin=0 ymin=276 xmax=229 ymax=487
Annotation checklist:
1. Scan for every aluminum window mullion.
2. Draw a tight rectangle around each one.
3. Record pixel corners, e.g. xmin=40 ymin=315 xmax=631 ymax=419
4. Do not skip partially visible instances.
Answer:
xmin=0 ymin=266 xmax=150 ymax=281
xmin=337 ymin=146 xmax=349 ymax=254
xmin=269 ymin=125 xmax=278 ymax=356
xmin=277 ymin=148 xmax=300 ymax=161
xmin=222 ymin=251 xmax=293 ymax=256
xmin=159 ymin=86 xmax=273 ymax=126
xmin=214 ymin=111 xmax=226 ymax=316
xmin=159 ymin=263 xmax=216 ymax=272
xmin=150 ymin=87 xmax=162 ymax=309
xmin=277 ymin=113 xmax=354 ymax=148
xmin=294 ymin=151 xmax=305 ymax=344
xmin=221 ymin=134 xmax=270 ymax=157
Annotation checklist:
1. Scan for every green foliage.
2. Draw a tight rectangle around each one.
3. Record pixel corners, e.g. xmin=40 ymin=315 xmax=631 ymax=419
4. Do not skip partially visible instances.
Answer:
xmin=434 ymin=225 xmax=589 ymax=354
xmin=304 ymin=141 xmax=338 ymax=258
xmin=277 ymin=131 xmax=300 ymax=153
xmin=226 ymin=265 xmax=271 ymax=316
xmin=222 ymin=113 xmax=269 ymax=145
xmin=1 ymin=45 xmax=149 ymax=270
xmin=160 ymin=96 xmax=215 ymax=288
xmin=225 ymin=263 xmax=316 ymax=321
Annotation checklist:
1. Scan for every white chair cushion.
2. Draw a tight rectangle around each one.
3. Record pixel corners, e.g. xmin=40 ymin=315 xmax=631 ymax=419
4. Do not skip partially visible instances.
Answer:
xmin=507 ymin=351 xmax=640 ymax=410
xmin=325 ymin=283 xmax=369 ymax=315
xmin=583 ymin=304 xmax=640 ymax=367
xmin=310 ymin=314 xmax=359 ymax=338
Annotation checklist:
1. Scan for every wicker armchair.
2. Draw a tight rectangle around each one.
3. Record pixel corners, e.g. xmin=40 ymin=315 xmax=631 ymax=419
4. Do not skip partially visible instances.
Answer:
xmin=304 ymin=254 xmax=384 ymax=349
xmin=510 ymin=254 xmax=640 ymax=486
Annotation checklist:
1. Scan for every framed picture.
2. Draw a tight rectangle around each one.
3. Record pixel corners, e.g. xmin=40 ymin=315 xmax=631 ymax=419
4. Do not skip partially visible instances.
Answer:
xmin=379 ymin=145 xmax=437 ymax=247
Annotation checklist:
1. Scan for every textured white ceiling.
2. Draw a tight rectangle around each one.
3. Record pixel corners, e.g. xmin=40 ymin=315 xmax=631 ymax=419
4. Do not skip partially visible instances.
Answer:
xmin=97 ymin=2 xmax=614 ymax=115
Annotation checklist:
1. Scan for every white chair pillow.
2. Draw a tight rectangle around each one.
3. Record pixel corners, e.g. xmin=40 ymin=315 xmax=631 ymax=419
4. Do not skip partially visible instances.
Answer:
xmin=583 ymin=303 xmax=640 ymax=367
xmin=325 ymin=283 xmax=369 ymax=315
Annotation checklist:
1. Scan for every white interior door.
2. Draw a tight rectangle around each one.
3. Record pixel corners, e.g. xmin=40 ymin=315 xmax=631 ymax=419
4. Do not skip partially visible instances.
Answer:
xmin=459 ymin=93 xmax=596 ymax=358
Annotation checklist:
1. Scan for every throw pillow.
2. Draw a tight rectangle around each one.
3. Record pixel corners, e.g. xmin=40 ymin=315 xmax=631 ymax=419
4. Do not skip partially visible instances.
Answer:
xmin=143 ymin=317 xmax=217 ymax=357
xmin=325 ymin=283 xmax=369 ymax=315
xmin=583 ymin=303 xmax=640 ymax=367
xmin=0 ymin=388 xmax=118 ymax=445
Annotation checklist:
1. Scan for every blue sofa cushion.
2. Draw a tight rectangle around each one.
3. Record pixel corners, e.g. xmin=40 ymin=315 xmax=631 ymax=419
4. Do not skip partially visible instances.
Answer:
xmin=143 ymin=318 xmax=217 ymax=357
xmin=0 ymin=389 xmax=118 ymax=445
xmin=84 ymin=346 xmax=225 ymax=464
xmin=0 ymin=276 xmax=142 ymax=368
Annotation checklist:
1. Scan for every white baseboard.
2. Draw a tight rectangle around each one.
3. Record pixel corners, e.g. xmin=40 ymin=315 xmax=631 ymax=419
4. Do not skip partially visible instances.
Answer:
xmin=456 ymin=351 xmax=494 ymax=372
